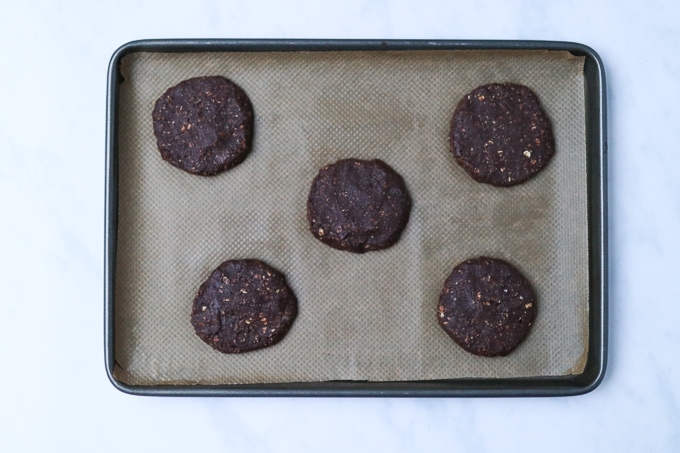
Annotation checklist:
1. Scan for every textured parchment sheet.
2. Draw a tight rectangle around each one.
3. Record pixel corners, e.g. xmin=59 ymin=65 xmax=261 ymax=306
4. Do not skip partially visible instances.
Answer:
xmin=114 ymin=50 xmax=588 ymax=385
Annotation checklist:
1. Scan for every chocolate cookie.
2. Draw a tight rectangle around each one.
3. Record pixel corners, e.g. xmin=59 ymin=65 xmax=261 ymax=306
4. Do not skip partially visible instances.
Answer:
xmin=191 ymin=260 xmax=297 ymax=354
xmin=449 ymin=83 xmax=555 ymax=186
xmin=307 ymin=159 xmax=411 ymax=253
xmin=437 ymin=257 xmax=536 ymax=357
xmin=152 ymin=76 xmax=254 ymax=176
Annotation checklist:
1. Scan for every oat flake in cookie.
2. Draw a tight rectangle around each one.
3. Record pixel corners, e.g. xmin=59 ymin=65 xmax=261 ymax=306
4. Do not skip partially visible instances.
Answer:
xmin=191 ymin=260 xmax=297 ymax=354
xmin=449 ymin=83 xmax=555 ymax=186
xmin=437 ymin=257 xmax=537 ymax=357
xmin=307 ymin=158 xmax=411 ymax=253
xmin=152 ymin=76 xmax=254 ymax=176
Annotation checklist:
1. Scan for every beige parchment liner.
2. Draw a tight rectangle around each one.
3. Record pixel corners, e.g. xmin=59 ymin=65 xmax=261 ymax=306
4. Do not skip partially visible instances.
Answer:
xmin=113 ymin=50 xmax=588 ymax=385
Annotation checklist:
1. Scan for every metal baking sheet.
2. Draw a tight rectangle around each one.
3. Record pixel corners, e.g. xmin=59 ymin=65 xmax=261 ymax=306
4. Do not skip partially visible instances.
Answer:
xmin=104 ymin=39 xmax=607 ymax=397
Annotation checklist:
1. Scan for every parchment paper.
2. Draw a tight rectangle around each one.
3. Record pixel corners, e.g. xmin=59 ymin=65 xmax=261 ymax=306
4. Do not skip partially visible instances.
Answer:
xmin=114 ymin=50 xmax=588 ymax=385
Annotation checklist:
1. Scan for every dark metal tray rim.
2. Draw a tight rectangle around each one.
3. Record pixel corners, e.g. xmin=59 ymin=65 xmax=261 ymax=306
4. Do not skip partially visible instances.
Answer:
xmin=104 ymin=38 xmax=608 ymax=397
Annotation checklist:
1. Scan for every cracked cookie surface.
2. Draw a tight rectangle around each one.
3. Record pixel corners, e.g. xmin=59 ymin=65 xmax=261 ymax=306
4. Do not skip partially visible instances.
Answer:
xmin=191 ymin=260 xmax=297 ymax=354
xmin=449 ymin=83 xmax=554 ymax=186
xmin=438 ymin=257 xmax=537 ymax=357
xmin=152 ymin=76 xmax=254 ymax=176
xmin=307 ymin=159 xmax=411 ymax=253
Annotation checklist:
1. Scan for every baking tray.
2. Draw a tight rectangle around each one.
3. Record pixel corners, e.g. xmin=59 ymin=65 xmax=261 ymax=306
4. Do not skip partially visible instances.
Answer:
xmin=104 ymin=39 xmax=607 ymax=397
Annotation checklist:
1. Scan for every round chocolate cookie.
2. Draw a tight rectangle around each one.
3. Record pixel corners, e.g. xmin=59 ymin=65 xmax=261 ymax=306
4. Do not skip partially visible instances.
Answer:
xmin=307 ymin=158 xmax=411 ymax=253
xmin=437 ymin=257 xmax=536 ymax=357
xmin=152 ymin=76 xmax=254 ymax=176
xmin=191 ymin=260 xmax=297 ymax=354
xmin=449 ymin=83 xmax=555 ymax=186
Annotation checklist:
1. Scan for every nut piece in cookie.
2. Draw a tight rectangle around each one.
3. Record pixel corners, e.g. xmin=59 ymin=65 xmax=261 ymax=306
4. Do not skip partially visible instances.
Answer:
xmin=152 ymin=76 xmax=254 ymax=176
xmin=307 ymin=158 xmax=411 ymax=253
xmin=437 ymin=256 xmax=537 ymax=357
xmin=449 ymin=83 xmax=554 ymax=186
xmin=191 ymin=260 xmax=297 ymax=354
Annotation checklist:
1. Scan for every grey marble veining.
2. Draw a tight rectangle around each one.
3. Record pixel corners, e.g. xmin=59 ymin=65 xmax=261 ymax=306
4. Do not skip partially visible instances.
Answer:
xmin=0 ymin=0 xmax=679 ymax=451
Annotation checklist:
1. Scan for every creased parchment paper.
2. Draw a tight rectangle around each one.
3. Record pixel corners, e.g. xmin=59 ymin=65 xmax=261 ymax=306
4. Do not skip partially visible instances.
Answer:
xmin=114 ymin=50 xmax=588 ymax=385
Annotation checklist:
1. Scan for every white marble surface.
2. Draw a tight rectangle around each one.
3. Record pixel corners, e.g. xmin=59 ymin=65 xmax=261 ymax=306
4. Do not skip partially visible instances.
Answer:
xmin=1 ymin=0 xmax=679 ymax=451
